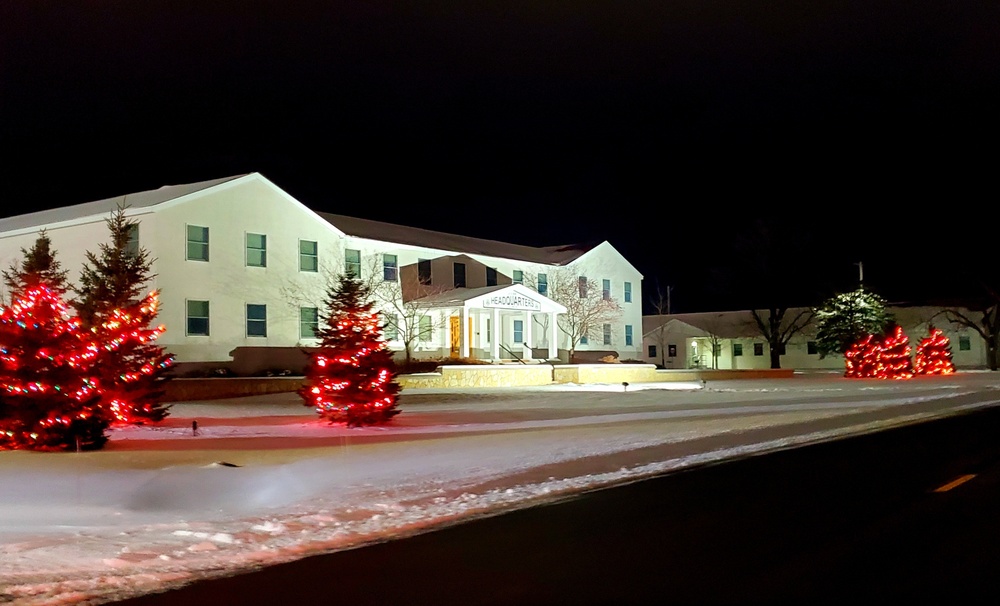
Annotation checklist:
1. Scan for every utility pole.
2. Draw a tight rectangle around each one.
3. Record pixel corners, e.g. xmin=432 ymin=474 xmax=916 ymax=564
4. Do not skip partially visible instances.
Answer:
xmin=855 ymin=262 xmax=864 ymax=287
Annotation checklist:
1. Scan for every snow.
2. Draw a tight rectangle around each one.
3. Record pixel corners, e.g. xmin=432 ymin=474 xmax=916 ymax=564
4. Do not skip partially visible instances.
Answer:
xmin=3 ymin=372 xmax=1000 ymax=605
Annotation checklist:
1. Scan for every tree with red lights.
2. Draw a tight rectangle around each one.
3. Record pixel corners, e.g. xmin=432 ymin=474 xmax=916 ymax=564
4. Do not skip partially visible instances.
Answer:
xmin=914 ymin=326 xmax=955 ymax=375
xmin=0 ymin=235 xmax=109 ymax=450
xmin=298 ymin=272 xmax=400 ymax=427
xmin=879 ymin=324 xmax=914 ymax=379
xmin=74 ymin=204 xmax=174 ymax=425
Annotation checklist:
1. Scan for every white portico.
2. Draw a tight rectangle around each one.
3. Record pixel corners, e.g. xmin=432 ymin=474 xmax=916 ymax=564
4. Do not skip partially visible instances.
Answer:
xmin=415 ymin=284 xmax=567 ymax=361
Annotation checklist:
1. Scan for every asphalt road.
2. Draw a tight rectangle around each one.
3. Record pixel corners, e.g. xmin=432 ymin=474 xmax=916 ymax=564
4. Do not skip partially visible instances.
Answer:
xmin=110 ymin=398 xmax=1000 ymax=605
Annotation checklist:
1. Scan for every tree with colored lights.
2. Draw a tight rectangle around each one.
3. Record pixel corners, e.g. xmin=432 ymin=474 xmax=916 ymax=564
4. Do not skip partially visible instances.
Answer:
xmin=878 ymin=324 xmax=914 ymax=379
xmin=0 ymin=283 xmax=109 ymax=451
xmin=813 ymin=287 xmax=893 ymax=358
xmin=914 ymin=326 xmax=955 ymax=375
xmin=73 ymin=204 xmax=173 ymax=425
xmin=2 ymin=230 xmax=69 ymax=302
xmin=298 ymin=272 xmax=401 ymax=426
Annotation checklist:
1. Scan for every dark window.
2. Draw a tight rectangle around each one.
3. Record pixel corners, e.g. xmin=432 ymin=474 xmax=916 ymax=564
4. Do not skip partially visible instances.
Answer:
xmin=602 ymin=279 xmax=611 ymax=301
xmin=807 ymin=341 xmax=818 ymax=355
xmin=668 ymin=344 xmax=677 ymax=357
xmin=778 ymin=343 xmax=786 ymax=355
xmin=486 ymin=267 xmax=497 ymax=286
xmin=959 ymin=335 xmax=971 ymax=351
xmin=454 ymin=262 xmax=466 ymax=287
xmin=186 ymin=300 xmax=209 ymax=336
xmin=383 ymin=254 xmax=398 ymax=281
xmin=418 ymin=259 xmax=431 ymax=285
xmin=754 ymin=343 xmax=764 ymax=356
xmin=126 ymin=224 xmax=139 ymax=258
xmin=578 ymin=276 xmax=587 ymax=298
xmin=733 ymin=343 xmax=743 ymax=356
xmin=246 ymin=304 xmax=267 ymax=337
xmin=648 ymin=345 xmax=657 ymax=358
xmin=537 ymin=273 xmax=548 ymax=295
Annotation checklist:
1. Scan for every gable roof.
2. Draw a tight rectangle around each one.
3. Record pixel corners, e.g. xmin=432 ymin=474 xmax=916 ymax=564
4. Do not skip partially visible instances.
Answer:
xmin=319 ymin=212 xmax=598 ymax=266
xmin=0 ymin=175 xmax=247 ymax=235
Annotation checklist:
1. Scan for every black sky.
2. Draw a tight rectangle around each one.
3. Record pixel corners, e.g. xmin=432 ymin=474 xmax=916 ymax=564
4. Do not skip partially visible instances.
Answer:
xmin=2 ymin=1 xmax=998 ymax=314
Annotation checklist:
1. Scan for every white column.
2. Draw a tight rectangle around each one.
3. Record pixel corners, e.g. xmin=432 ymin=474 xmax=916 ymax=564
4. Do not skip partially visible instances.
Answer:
xmin=523 ymin=311 xmax=533 ymax=360
xmin=491 ymin=307 xmax=500 ymax=359
xmin=460 ymin=306 xmax=470 ymax=358
xmin=548 ymin=311 xmax=558 ymax=360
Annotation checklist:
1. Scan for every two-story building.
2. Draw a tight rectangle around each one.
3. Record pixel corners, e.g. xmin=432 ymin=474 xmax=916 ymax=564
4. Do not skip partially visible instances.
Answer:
xmin=0 ymin=173 xmax=644 ymax=373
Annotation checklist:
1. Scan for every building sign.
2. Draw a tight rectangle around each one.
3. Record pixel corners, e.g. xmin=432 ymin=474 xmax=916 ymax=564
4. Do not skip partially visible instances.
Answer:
xmin=482 ymin=291 xmax=542 ymax=311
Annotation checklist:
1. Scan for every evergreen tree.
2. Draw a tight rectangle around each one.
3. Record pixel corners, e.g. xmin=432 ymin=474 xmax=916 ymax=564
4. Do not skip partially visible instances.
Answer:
xmin=813 ymin=287 xmax=893 ymax=358
xmin=298 ymin=273 xmax=401 ymax=427
xmin=914 ymin=326 xmax=956 ymax=375
xmin=2 ymin=230 xmax=69 ymax=302
xmin=844 ymin=333 xmax=880 ymax=378
xmin=0 ymin=284 xmax=108 ymax=451
xmin=879 ymin=324 xmax=914 ymax=379
xmin=73 ymin=204 xmax=174 ymax=425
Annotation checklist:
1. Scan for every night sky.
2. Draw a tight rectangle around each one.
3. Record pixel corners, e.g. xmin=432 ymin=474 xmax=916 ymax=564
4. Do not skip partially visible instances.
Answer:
xmin=3 ymin=2 xmax=998 ymax=314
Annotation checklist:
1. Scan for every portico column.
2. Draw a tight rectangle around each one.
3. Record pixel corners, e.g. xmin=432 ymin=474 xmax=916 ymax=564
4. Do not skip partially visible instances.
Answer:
xmin=491 ymin=307 xmax=500 ymax=360
xmin=460 ymin=306 xmax=470 ymax=358
xmin=548 ymin=311 xmax=558 ymax=359
xmin=523 ymin=310 xmax=533 ymax=360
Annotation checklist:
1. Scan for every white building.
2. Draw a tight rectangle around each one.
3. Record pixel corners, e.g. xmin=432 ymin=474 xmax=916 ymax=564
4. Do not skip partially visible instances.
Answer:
xmin=0 ymin=173 xmax=643 ymax=373
xmin=643 ymin=306 xmax=992 ymax=371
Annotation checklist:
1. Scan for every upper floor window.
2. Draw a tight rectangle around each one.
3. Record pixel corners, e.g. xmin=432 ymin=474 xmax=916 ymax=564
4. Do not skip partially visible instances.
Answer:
xmin=125 ymin=224 xmax=139 ymax=258
xmin=383 ymin=254 xmax=398 ymax=281
xmin=537 ymin=273 xmax=548 ymax=296
xmin=345 ymin=249 xmax=361 ymax=277
xmin=186 ymin=225 xmax=209 ymax=261
xmin=299 ymin=240 xmax=318 ymax=272
xmin=602 ymin=323 xmax=612 ymax=345
xmin=625 ymin=324 xmax=633 ymax=346
xmin=486 ymin=267 xmax=498 ymax=287
xmin=513 ymin=270 xmax=523 ymax=285
xmin=624 ymin=282 xmax=632 ymax=303
xmin=246 ymin=233 xmax=266 ymax=267
xmin=578 ymin=276 xmax=588 ymax=298
xmin=418 ymin=259 xmax=432 ymax=285
xmin=454 ymin=262 xmax=466 ymax=288
xmin=602 ymin=279 xmax=611 ymax=301
xmin=246 ymin=303 xmax=267 ymax=337
xmin=186 ymin=300 xmax=209 ymax=336
xmin=300 ymin=307 xmax=319 ymax=339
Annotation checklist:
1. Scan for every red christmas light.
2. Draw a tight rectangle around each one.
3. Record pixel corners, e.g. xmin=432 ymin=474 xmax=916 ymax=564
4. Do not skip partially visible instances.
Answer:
xmin=844 ymin=325 xmax=913 ymax=380
xmin=913 ymin=326 xmax=956 ymax=376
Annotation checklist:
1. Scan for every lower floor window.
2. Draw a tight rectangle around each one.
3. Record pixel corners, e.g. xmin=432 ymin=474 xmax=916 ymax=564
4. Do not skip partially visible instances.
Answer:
xmin=247 ymin=304 xmax=267 ymax=337
xmin=625 ymin=325 xmax=633 ymax=347
xmin=648 ymin=345 xmax=657 ymax=358
xmin=419 ymin=315 xmax=432 ymax=341
xmin=733 ymin=343 xmax=743 ymax=356
xmin=959 ymin=335 xmax=971 ymax=351
xmin=603 ymin=324 xmax=612 ymax=345
xmin=383 ymin=313 xmax=399 ymax=341
xmin=186 ymin=300 xmax=209 ymax=336
xmin=513 ymin=320 xmax=523 ymax=343
xmin=300 ymin=307 xmax=318 ymax=339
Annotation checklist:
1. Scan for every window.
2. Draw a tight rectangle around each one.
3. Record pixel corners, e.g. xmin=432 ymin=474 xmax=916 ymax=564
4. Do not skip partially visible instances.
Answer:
xmin=513 ymin=270 xmax=523 ymax=285
xmin=299 ymin=240 xmax=318 ymax=272
xmin=486 ymin=267 xmax=498 ymax=286
xmin=383 ymin=313 xmax=399 ymax=341
xmin=486 ymin=318 xmax=491 ymax=342
xmin=603 ymin=323 xmax=612 ymax=345
xmin=383 ymin=254 xmax=398 ymax=281
xmin=126 ymin=224 xmax=139 ymax=258
xmin=537 ymin=273 xmax=548 ymax=295
xmin=298 ymin=307 xmax=319 ymax=339
xmin=246 ymin=304 xmax=267 ymax=337
xmin=580 ymin=335 xmax=588 ymax=345
xmin=578 ymin=276 xmax=587 ymax=298
xmin=960 ymin=335 xmax=971 ymax=351
xmin=807 ymin=341 xmax=818 ymax=355
xmin=454 ymin=262 xmax=466 ymax=288
xmin=345 ymin=249 xmax=361 ymax=277
xmin=513 ymin=320 xmax=523 ymax=343
xmin=754 ymin=343 xmax=764 ymax=356
xmin=648 ymin=345 xmax=657 ymax=358
xmin=246 ymin=233 xmax=266 ymax=267
xmin=733 ymin=343 xmax=743 ymax=356
xmin=624 ymin=282 xmax=632 ymax=303
xmin=602 ymin=279 xmax=611 ymax=301
xmin=186 ymin=225 xmax=209 ymax=261
xmin=418 ymin=259 xmax=432 ymax=285
xmin=668 ymin=344 xmax=677 ymax=357
xmin=186 ymin=300 xmax=209 ymax=336
xmin=625 ymin=325 xmax=633 ymax=347
xmin=778 ymin=343 xmax=786 ymax=355
xmin=419 ymin=315 xmax=432 ymax=341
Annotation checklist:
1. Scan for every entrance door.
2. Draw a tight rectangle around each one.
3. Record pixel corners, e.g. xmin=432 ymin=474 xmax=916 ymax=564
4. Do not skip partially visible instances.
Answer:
xmin=450 ymin=315 xmax=461 ymax=358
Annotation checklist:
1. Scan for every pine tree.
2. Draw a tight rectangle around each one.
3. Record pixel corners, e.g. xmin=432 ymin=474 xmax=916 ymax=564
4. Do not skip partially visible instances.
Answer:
xmin=2 ymin=230 xmax=70 ymax=302
xmin=879 ymin=324 xmax=914 ymax=379
xmin=813 ymin=287 xmax=893 ymax=358
xmin=73 ymin=204 xmax=174 ymax=425
xmin=298 ymin=273 xmax=401 ymax=427
xmin=0 ymin=284 xmax=108 ymax=451
xmin=914 ymin=326 xmax=956 ymax=375
xmin=844 ymin=334 xmax=881 ymax=378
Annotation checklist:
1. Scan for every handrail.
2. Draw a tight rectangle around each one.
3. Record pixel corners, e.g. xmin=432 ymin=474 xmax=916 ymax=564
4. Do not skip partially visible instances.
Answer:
xmin=498 ymin=343 xmax=527 ymax=364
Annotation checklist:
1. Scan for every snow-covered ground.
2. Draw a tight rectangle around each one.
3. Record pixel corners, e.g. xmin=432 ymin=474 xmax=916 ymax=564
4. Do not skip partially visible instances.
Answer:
xmin=3 ymin=371 xmax=1000 ymax=605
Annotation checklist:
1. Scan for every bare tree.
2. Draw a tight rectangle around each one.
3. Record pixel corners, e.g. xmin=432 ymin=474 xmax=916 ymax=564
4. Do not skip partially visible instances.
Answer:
xmin=935 ymin=291 xmax=999 ymax=371
xmin=539 ymin=268 xmax=622 ymax=361
xmin=647 ymin=282 xmax=674 ymax=368
xmin=751 ymin=307 xmax=815 ymax=369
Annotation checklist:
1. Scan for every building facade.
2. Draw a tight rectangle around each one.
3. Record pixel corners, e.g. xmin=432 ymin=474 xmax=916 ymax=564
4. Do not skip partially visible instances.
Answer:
xmin=0 ymin=173 xmax=644 ymax=372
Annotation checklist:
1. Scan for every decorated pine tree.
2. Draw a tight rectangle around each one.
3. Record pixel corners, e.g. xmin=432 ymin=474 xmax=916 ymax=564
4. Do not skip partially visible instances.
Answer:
xmin=879 ymin=324 xmax=914 ymax=380
xmin=298 ymin=273 xmax=401 ymax=427
xmin=844 ymin=334 xmax=881 ymax=378
xmin=914 ymin=326 xmax=956 ymax=375
xmin=2 ymin=230 xmax=69 ymax=302
xmin=73 ymin=205 xmax=174 ymax=425
xmin=0 ymin=284 xmax=109 ymax=451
